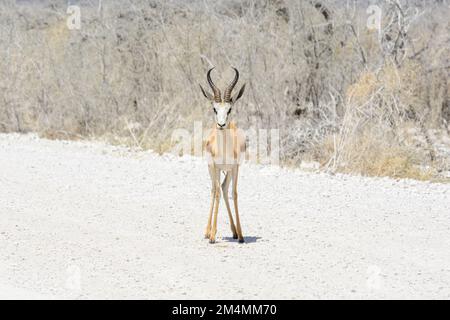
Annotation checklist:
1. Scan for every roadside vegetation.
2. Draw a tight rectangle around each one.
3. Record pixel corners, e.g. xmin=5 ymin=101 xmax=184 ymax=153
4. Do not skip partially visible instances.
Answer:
xmin=1 ymin=0 xmax=449 ymax=180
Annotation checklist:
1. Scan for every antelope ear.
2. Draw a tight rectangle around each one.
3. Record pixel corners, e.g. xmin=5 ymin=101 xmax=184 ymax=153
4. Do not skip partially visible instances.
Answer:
xmin=199 ymin=84 xmax=214 ymax=101
xmin=231 ymin=84 xmax=246 ymax=103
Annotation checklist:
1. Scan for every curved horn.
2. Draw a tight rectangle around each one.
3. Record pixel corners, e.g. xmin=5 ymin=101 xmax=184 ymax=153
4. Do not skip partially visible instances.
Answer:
xmin=207 ymin=67 xmax=222 ymax=103
xmin=224 ymin=67 xmax=239 ymax=102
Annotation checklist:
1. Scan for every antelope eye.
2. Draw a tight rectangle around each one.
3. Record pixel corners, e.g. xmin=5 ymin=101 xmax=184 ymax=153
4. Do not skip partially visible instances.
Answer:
xmin=213 ymin=108 xmax=217 ymax=114
xmin=227 ymin=109 xmax=231 ymax=115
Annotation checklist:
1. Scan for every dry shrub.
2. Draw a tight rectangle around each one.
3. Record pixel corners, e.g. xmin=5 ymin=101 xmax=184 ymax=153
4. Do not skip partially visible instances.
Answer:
xmin=319 ymin=59 xmax=444 ymax=180
xmin=315 ymin=122 xmax=436 ymax=180
xmin=0 ymin=0 xmax=449 ymax=181
xmin=346 ymin=72 xmax=378 ymax=105
xmin=334 ymin=128 xmax=433 ymax=180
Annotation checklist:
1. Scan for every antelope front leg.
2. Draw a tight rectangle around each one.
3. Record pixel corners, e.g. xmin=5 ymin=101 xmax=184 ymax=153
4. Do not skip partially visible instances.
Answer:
xmin=205 ymin=165 xmax=216 ymax=239
xmin=232 ymin=166 xmax=244 ymax=243
xmin=209 ymin=169 xmax=221 ymax=244
xmin=205 ymin=184 xmax=215 ymax=239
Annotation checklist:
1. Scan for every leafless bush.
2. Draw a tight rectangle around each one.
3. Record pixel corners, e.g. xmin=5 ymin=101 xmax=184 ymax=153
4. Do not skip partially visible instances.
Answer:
xmin=0 ymin=0 xmax=449 ymax=179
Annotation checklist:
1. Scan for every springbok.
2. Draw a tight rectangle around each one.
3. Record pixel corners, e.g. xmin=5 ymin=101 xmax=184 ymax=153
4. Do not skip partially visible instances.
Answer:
xmin=199 ymin=67 xmax=246 ymax=244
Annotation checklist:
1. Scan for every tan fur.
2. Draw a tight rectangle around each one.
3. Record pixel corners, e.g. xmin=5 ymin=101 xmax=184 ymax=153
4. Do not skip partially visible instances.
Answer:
xmin=205 ymin=121 xmax=245 ymax=162
xmin=204 ymin=121 xmax=245 ymax=243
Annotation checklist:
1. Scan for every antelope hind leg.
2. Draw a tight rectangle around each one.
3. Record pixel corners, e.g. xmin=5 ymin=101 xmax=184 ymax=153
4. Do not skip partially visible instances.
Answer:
xmin=232 ymin=166 xmax=244 ymax=243
xmin=222 ymin=172 xmax=238 ymax=239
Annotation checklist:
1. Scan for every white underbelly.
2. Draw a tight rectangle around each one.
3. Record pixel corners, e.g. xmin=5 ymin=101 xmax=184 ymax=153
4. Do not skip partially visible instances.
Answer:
xmin=213 ymin=163 xmax=236 ymax=171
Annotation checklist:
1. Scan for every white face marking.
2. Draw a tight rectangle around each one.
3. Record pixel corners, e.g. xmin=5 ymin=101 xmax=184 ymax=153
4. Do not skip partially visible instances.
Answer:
xmin=213 ymin=102 xmax=232 ymax=129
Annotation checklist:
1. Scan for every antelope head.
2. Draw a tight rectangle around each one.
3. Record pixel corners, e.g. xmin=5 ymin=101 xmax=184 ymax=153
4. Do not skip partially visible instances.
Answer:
xmin=200 ymin=67 xmax=246 ymax=130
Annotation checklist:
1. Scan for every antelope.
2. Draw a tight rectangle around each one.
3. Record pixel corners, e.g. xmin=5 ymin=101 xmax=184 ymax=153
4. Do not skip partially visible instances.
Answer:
xmin=199 ymin=67 xmax=246 ymax=244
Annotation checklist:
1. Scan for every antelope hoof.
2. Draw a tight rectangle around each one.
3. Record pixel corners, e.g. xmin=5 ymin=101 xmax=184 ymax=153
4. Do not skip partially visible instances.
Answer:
xmin=238 ymin=238 xmax=245 ymax=244
xmin=209 ymin=238 xmax=216 ymax=244
xmin=232 ymin=233 xmax=238 ymax=239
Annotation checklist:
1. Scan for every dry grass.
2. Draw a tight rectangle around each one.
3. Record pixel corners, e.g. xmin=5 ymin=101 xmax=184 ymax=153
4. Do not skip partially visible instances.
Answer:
xmin=318 ymin=133 xmax=443 ymax=182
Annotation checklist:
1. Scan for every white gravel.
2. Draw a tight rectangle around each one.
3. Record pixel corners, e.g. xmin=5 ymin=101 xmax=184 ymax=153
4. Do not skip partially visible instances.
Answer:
xmin=0 ymin=133 xmax=449 ymax=299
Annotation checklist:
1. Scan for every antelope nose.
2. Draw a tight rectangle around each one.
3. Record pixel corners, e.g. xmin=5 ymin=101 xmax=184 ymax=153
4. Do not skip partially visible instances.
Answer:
xmin=218 ymin=123 xmax=226 ymax=128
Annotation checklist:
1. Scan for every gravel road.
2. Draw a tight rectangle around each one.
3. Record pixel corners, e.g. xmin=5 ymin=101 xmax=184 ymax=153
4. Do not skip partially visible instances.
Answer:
xmin=0 ymin=133 xmax=449 ymax=299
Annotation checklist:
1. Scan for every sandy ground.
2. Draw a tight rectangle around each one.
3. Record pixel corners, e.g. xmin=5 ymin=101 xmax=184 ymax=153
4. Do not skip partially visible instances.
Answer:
xmin=0 ymin=133 xmax=449 ymax=299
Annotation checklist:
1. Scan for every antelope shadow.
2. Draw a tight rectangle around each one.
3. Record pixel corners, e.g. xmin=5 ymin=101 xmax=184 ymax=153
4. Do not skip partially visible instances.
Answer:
xmin=222 ymin=236 xmax=261 ymax=244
